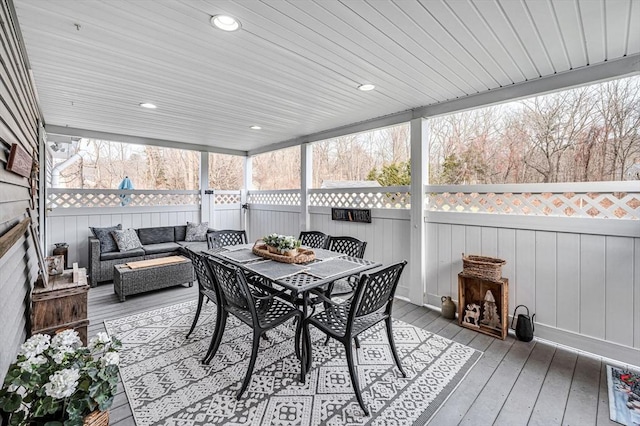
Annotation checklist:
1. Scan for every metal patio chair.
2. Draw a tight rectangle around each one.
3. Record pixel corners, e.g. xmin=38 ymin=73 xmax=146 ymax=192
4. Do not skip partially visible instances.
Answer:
xmin=299 ymin=231 xmax=330 ymax=249
xmin=204 ymin=257 xmax=303 ymax=399
xmin=184 ymin=249 xmax=224 ymax=359
xmin=207 ymin=229 xmax=247 ymax=249
xmin=306 ymin=260 xmax=408 ymax=416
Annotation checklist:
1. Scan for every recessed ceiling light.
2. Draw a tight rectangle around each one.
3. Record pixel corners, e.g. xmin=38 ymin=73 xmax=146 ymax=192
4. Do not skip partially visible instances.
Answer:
xmin=211 ymin=14 xmax=241 ymax=31
xmin=250 ymin=125 xmax=262 ymax=130
xmin=139 ymin=102 xmax=157 ymax=109
xmin=358 ymin=83 xmax=375 ymax=91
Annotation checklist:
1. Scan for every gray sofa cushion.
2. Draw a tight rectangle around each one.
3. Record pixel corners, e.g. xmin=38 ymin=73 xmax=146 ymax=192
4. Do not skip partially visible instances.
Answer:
xmin=142 ymin=242 xmax=182 ymax=255
xmin=138 ymin=227 xmax=175 ymax=245
xmin=174 ymin=226 xmax=187 ymax=242
xmin=185 ymin=222 xmax=209 ymax=241
xmin=101 ymin=248 xmax=145 ymax=261
xmin=91 ymin=224 xmax=122 ymax=253
xmin=112 ymin=228 xmax=143 ymax=251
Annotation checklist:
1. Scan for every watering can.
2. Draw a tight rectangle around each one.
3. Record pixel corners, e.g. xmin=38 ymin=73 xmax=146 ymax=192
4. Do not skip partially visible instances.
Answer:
xmin=511 ymin=305 xmax=535 ymax=342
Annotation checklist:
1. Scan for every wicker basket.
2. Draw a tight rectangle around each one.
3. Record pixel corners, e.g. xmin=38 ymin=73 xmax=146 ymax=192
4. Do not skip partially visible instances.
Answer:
xmin=83 ymin=410 xmax=109 ymax=426
xmin=462 ymin=253 xmax=506 ymax=281
xmin=252 ymin=241 xmax=315 ymax=264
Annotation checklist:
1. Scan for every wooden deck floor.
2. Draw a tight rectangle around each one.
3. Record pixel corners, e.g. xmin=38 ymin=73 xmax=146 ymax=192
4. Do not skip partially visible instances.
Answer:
xmin=88 ymin=283 xmax=620 ymax=426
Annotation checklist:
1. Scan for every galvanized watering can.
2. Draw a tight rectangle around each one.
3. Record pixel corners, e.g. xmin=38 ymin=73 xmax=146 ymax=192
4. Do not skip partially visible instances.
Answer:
xmin=511 ymin=305 xmax=535 ymax=342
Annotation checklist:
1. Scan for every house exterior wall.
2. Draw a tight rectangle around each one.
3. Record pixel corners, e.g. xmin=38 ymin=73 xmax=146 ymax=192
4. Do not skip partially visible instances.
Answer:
xmin=0 ymin=0 xmax=42 ymax=382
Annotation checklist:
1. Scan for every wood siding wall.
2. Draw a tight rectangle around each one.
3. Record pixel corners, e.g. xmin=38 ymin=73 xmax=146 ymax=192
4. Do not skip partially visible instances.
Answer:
xmin=46 ymin=206 xmax=201 ymax=268
xmin=247 ymin=204 xmax=301 ymax=244
xmin=0 ymin=0 xmax=41 ymax=382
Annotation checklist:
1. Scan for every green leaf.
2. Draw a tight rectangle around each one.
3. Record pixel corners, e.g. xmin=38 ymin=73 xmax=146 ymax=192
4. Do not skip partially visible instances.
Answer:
xmin=0 ymin=393 xmax=22 ymax=412
xmin=44 ymin=422 xmax=64 ymax=426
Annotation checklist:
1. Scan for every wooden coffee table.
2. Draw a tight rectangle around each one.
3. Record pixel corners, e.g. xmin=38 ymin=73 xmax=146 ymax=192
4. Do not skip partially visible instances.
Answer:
xmin=113 ymin=256 xmax=194 ymax=302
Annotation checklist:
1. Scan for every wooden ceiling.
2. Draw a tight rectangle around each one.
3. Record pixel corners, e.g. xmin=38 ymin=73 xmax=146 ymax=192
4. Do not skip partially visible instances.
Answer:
xmin=13 ymin=0 xmax=640 ymax=154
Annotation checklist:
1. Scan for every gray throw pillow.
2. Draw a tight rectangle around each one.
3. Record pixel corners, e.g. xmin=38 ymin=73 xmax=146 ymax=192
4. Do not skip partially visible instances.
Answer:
xmin=185 ymin=222 xmax=209 ymax=242
xmin=111 ymin=229 xmax=143 ymax=252
xmin=90 ymin=224 xmax=122 ymax=253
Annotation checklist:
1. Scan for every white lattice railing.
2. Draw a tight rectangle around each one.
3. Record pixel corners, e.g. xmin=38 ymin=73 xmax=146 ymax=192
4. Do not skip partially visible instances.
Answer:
xmin=47 ymin=189 xmax=200 ymax=208
xmin=309 ymin=186 xmax=411 ymax=209
xmin=248 ymin=190 xmax=301 ymax=206
xmin=426 ymin=182 xmax=639 ymax=220
xmin=207 ymin=190 xmax=241 ymax=205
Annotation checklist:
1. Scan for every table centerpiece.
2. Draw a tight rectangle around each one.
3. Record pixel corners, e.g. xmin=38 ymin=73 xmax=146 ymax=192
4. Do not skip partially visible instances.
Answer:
xmin=253 ymin=234 xmax=315 ymax=263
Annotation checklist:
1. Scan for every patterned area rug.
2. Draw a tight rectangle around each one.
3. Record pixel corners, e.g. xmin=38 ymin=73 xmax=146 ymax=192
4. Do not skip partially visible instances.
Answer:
xmin=105 ymin=301 xmax=482 ymax=426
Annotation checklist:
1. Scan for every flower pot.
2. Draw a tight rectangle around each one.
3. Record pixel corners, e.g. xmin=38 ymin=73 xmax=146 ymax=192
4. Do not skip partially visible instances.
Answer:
xmin=267 ymin=245 xmax=279 ymax=254
xmin=281 ymin=248 xmax=298 ymax=257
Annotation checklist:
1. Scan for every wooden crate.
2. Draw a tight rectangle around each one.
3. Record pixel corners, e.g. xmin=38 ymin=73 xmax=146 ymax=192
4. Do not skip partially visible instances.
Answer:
xmin=458 ymin=273 xmax=508 ymax=339
xmin=31 ymin=268 xmax=89 ymax=344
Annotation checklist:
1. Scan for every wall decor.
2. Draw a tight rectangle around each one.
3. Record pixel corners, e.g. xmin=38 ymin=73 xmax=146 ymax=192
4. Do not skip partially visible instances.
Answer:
xmin=0 ymin=217 xmax=31 ymax=259
xmin=6 ymin=143 xmax=33 ymax=178
xmin=331 ymin=208 xmax=371 ymax=223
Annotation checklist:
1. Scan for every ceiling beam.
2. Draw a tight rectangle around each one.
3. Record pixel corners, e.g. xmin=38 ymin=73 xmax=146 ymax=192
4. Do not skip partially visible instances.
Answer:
xmin=44 ymin=125 xmax=247 ymax=156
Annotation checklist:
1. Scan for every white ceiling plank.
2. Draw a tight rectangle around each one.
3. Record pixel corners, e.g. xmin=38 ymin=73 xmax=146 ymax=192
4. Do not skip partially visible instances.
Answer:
xmin=551 ymin=0 xmax=588 ymax=68
xmin=627 ymin=0 xmax=640 ymax=54
xmin=473 ymin=0 xmax=540 ymax=80
xmin=604 ymin=0 xmax=632 ymax=59
xmin=445 ymin=0 xmax=524 ymax=83
xmin=497 ymin=0 xmax=555 ymax=77
xmin=526 ymin=0 xmax=571 ymax=72
xmin=578 ymin=0 xmax=607 ymax=63
xmin=419 ymin=0 xmax=512 ymax=87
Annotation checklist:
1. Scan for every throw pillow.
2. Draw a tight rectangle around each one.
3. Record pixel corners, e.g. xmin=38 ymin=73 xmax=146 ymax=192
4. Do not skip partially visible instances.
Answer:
xmin=90 ymin=224 xmax=122 ymax=253
xmin=185 ymin=222 xmax=209 ymax=242
xmin=111 ymin=229 xmax=143 ymax=252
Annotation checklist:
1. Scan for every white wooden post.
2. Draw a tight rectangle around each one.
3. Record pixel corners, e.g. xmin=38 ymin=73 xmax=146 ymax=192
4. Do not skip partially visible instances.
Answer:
xmin=409 ymin=117 xmax=428 ymax=305
xmin=300 ymin=143 xmax=312 ymax=233
xmin=200 ymin=151 xmax=210 ymax=225
xmin=242 ymin=155 xmax=253 ymax=234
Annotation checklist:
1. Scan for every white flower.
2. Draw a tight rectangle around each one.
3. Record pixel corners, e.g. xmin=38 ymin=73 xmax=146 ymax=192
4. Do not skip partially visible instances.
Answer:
xmin=51 ymin=330 xmax=82 ymax=350
xmin=44 ymin=368 xmax=80 ymax=399
xmin=101 ymin=352 xmax=119 ymax=367
xmin=17 ymin=355 xmax=47 ymax=373
xmin=19 ymin=334 xmax=51 ymax=358
xmin=52 ymin=345 xmax=74 ymax=364
xmin=88 ymin=332 xmax=111 ymax=350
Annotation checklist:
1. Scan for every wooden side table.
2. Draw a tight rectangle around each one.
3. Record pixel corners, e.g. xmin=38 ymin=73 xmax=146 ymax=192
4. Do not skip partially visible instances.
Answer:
xmin=458 ymin=273 xmax=508 ymax=339
xmin=31 ymin=267 xmax=89 ymax=344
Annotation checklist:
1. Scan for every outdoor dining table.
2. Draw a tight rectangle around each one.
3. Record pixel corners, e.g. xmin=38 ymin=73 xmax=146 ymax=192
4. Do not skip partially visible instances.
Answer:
xmin=204 ymin=244 xmax=382 ymax=379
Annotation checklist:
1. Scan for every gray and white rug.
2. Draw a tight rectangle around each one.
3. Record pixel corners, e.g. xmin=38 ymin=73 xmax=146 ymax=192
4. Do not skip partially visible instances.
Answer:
xmin=105 ymin=300 xmax=481 ymax=426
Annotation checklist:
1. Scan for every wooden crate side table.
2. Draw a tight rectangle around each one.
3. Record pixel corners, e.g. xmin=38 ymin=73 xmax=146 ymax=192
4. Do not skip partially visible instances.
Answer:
xmin=31 ymin=268 xmax=89 ymax=344
xmin=458 ymin=273 xmax=508 ymax=339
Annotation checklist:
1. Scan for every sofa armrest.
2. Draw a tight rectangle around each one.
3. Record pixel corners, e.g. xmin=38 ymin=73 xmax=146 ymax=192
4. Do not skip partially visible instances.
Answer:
xmin=88 ymin=237 xmax=100 ymax=287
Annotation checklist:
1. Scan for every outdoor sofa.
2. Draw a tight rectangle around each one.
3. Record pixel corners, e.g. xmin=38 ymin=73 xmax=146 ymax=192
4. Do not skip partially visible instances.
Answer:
xmin=88 ymin=224 xmax=212 ymax=287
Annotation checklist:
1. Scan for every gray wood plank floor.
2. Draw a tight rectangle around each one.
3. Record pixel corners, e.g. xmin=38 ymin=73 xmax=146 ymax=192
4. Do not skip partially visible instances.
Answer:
xmin=88 ymin=283 xmax=620 ymax=426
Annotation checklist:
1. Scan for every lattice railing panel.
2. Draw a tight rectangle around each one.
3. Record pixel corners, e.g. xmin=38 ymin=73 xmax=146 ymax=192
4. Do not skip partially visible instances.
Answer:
xmin=214 ymin=192 xmax=241 ymax=205
xmin=428 ymin=191 xmax=639 ymax=219
xmin=309 ymin=189 xmax=411 ymax=209
xmin=47 ymin=190 xmax=200 ymax=208
xmin=248 ymin=191 xmax=301 ymax=205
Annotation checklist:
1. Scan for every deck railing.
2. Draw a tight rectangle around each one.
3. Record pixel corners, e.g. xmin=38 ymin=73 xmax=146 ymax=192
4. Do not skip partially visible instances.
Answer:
xmin=47 ymin=189 xmax=200 ymax=209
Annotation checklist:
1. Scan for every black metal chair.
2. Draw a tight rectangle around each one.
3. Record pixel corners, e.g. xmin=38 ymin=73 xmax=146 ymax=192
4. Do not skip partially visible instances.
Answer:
xmin=204 ymin=257 xmax=303 ymax=399
xmin=324 ymin=235 xmax=367 ymax=300
xmin=207 ymin=229 xmax=247 ymax=249
xmin=184 ymin=250 xmax=223 ymax=359
xmin=299 ymin=231 xmax=330 ymax=249
xmin=306 ymin=260 xmax=408 ymax=416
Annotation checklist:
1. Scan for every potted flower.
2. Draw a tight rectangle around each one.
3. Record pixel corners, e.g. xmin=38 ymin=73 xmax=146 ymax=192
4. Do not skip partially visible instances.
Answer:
xmin=262 ymin=233 xmax=301 ymax=256
xmin=0 ymin=330 xmax=121 ymax=426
